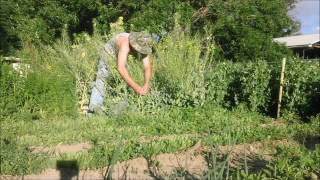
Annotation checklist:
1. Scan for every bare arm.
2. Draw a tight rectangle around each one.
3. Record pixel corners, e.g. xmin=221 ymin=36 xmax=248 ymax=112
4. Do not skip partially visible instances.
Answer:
xmin=142 ymin=55 xmax=152 ymax=91
xmin=116 ymin=37 xmax=145 ymax=94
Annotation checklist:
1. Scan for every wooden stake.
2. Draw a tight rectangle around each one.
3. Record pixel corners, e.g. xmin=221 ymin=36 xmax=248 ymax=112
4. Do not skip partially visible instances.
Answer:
xmin=277 ymin=58 xmax=286 ymax=119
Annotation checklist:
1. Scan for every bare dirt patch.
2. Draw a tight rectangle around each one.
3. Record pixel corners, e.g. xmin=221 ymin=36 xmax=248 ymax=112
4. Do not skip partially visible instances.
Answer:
xmin=296 ymin=135 xmax=320 ymax=151
xmin=1 ymin=168 xmax=105 ymax=180
xmin=137 ymin=133 xmax=200 ymax=144
xmin=111 ymin=142 xmax=207 ymax=180
xmin=30 ymin=142 xmax=92 ymax=155
xmin=259 ymin=119 xmax=288 ymax=128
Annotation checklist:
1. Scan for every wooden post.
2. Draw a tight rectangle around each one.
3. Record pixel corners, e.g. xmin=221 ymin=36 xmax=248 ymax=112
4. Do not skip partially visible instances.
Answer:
xmin=277 ymin=58 xmax=286 ymax=119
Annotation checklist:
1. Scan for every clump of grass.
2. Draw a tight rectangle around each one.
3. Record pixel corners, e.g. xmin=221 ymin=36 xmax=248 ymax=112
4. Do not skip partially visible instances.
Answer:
xmin=262 ymin=145 xmax=320 ymax=179
xmin=1 ymin=49 xmax=77 ymax=118
xmin=45 ymin=29 xmax=103 ymax=112
xmin=0 ymin=130 xmax=48 ymax=175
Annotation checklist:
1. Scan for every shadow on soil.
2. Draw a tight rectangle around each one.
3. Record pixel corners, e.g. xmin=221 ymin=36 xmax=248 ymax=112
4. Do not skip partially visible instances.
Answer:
xmin=144 ymin=156 xmax=202 ymax=180
xmin=296 ymin=135 xmax=320 ymax=151
xmin=237 ymin=155 xmax=269 ymax=173
xmin=56 ymin=160 xmax=79 ymax=180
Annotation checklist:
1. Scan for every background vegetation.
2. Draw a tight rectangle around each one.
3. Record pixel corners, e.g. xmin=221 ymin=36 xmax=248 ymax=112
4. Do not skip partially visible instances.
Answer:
xmin=1 ymin=0 xmax=319 ymax=179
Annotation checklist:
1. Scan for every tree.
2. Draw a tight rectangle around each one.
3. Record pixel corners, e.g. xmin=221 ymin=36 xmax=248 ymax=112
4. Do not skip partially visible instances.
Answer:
xmin=0 ymin=0 xmax=21 ymax=55
xmin=193 ymin=0 xmax=299 ymax=61
xmin=96 ymin=0 xmax=195 ymax=34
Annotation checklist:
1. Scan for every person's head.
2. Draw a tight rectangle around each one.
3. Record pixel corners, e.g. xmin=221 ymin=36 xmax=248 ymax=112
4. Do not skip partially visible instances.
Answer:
xmin=129 ymin=32 xmax=153 ymax=55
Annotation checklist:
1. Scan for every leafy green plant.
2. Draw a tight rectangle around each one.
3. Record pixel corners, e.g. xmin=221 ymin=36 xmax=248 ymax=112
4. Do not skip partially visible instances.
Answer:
xmin=265 ymin=145 xmax=320 ymax=179
xmin=45 ymin=29 xmax=101 ymax=111
xmin=282 ymin=59 xmax=320 ymax=119
xmin=0 ymin=128 xmax=48 ymax=175
xmin=0 ymin=58 xmax=77 ymax=118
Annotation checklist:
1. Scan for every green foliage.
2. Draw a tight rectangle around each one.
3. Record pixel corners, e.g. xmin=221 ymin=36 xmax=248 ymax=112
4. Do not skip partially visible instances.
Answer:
xmin=266 ymin=145 xmax=320 ymax=179
xmin=1 ymin=0 xmax=299 ymax=59
xmin=195 ymin=0 xmax=298 ymax=61
xmin=282 ymin=59 xmax=320 ymax=118
xmin=103 ymin=26 xmax=208 ymax=114
xmin=1 ymin=99 xmax=318 ymax=176
xmin=0 ymin=0 xmax=21 ymax=55
xmin=13 ymin=0 xmax=76 ymax=44
xmin=0 ymin=140 xmax=47 ymax=175
xmin=0 ymin=0 xmax=100 ymax=51
xmin=0 ymin=125 xmax=48 ymax=175
xmin=0 ymin=49 xmax=78 ymax=118
xmin=128 ymin=1 xmax=194 ymax=33
xmin=206 ymin=59 xmax=319 ymax=118
xmin=206 ymin=61 xmax=271 ymax=112
xmin=0 ymin=1 xmax=318 ymax=177
xmin=96 ymin=0 xmax=195 ymax=34
xmin=2 ymin=26 xmax=318 ymax=120
xmin=45 ymin=30 xmax=101 ymax=111
xmin=153 ymin=28 xmax=207 ymax=107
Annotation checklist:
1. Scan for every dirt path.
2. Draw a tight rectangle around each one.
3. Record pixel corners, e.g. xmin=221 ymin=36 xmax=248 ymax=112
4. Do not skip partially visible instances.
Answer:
xmin=2 ymin=139 xmax=295 ymax=180
xmin=259 ymin=119 xmax=288 ymax=128
xmin=30 ymin=142 xmax=92 ymax=155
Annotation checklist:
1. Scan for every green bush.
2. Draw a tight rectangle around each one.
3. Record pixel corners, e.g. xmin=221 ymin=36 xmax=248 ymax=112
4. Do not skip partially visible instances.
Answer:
xmin=0 ymin=49 xmax=78 ymax=118
xmin=282 ymin=59 xmax=320 ymax=118
xmin=206 ymin=61 xmax=272 ymax=112
xmin=266 ymin=145 xmax=320 ymax=179
xmin=153 ymin=28 xmax=207 ymax=107
xmin=206 ymin=59 xmax=319 ymax=118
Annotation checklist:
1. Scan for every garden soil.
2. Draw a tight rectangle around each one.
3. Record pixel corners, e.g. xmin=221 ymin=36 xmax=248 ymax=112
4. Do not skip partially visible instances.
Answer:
xmin=1 ymin=139 xmax=295 ymax=180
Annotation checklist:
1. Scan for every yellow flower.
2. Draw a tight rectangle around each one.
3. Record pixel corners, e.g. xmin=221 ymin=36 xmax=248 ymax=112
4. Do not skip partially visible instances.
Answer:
xmin=81 ymin=52 xmax=86 ymax=58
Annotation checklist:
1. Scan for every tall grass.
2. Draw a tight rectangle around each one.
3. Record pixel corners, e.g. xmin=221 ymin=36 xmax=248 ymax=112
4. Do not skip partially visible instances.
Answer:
xmin=45 ymin=31 xmax=102 ymax=112
xmin=0 ymin=51 xmax=77 ymax=118
xmin=103 ymin=26 xmax=208 ymax=115
xmin=1 ymin=29 xmax=103 ymax=118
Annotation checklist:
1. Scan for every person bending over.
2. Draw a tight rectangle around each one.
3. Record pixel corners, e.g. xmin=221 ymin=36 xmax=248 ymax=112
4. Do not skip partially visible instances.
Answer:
xmin=88 ymin=32 xmax=154 ymax=114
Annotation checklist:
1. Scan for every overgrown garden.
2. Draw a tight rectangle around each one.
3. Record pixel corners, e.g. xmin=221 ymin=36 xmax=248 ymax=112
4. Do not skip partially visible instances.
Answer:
xmin=1 ymin=0 xmax=319 ymax=179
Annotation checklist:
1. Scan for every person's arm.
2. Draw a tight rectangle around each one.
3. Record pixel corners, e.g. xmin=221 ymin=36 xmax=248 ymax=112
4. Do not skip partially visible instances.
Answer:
xmin=141 ymin=55 xmax=152 ymax=93
xmin=116 ymin=37 xmax=146 ymax=95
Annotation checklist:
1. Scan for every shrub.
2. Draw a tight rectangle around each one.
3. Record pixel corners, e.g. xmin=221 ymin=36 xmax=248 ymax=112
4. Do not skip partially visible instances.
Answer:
xmin=206 ymin=61 xmax=271 ymax=111
xmin=205 ymin=58 xmax=320 ymax=118
xmin=266 ymin=145 xmax=320 ymax=179
xmin=282 ymin=59 xmax=320 ymax=118
xmin=0 ymin=41 xmax=78 ymax=118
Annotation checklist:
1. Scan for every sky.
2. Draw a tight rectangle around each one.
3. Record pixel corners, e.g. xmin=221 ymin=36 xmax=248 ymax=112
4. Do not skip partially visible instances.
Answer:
xmin=288 ymin=0 xmax=320 ymax=34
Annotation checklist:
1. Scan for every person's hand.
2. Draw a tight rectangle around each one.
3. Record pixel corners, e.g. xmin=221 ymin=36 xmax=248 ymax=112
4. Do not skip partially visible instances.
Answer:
xmin=135 ymin=84 xmax=149 ymax=95
xmin=142 ymin=84 xmax=150 ymax=94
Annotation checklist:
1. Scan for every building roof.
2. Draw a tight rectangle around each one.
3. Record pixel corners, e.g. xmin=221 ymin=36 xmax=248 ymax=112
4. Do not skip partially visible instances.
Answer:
xmin=273 ymin=33 xmax=320 ymax=48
